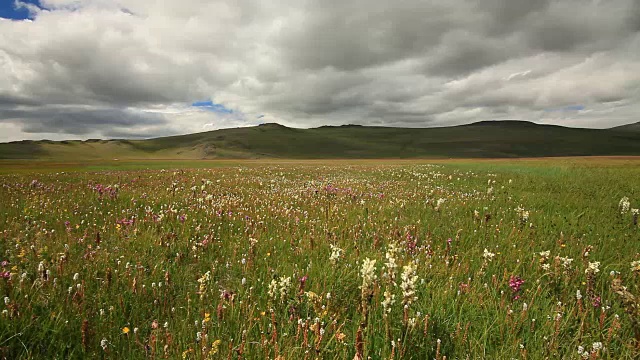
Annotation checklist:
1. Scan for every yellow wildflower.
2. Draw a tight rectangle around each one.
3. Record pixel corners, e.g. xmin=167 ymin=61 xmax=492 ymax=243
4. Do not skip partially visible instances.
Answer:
xmin=210 ymin=340 xmax=221 ymax=355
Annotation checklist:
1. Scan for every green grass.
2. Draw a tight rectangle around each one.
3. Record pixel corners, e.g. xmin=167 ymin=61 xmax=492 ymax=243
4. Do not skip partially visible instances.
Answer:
xmin=0 ymin=158 xmax=639 ymax=359
xmin=2 ymin=121 xmax=640 ymax=160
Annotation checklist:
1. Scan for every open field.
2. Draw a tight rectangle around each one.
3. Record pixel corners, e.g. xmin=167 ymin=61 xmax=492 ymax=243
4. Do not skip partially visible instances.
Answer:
xmin=1 ymin=158 xmax=639 ymax=359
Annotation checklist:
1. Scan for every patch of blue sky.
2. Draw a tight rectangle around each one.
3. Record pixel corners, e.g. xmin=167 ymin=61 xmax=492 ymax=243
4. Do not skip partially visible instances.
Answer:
xmin=0 ymin=0 xmax=41 ymax=20
xmin=191 ymin=100 xmax=234 ymax=114
xmin=544 ymin=104 xmax=585 ymax=112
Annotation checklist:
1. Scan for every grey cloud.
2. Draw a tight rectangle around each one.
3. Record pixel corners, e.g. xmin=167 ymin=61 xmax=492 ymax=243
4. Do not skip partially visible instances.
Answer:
xmin=480 ymin=0 xmax=550 ymax=35
xmin=423 ymin=31 xmax=522 ymax=76
xmin=0 ymin=94 xmax=41 ymax=107
xmin=0 ymin=106 xmax=170 ymax=137
xmin=277 ymin=1 xmax=476 ymax=71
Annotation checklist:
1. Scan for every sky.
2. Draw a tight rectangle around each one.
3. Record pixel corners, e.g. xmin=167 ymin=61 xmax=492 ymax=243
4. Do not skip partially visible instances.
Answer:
xmin=0 ymin=0 xmax=639 ymax=142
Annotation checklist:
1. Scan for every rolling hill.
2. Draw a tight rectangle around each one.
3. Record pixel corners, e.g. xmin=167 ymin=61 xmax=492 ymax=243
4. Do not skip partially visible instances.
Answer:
xmin=1 ymin=120 xmax=640 ymax=160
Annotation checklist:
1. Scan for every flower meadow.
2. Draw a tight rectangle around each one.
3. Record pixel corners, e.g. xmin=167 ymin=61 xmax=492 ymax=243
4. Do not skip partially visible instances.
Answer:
xmin=0 ymin=160 xmax=639 ymax=359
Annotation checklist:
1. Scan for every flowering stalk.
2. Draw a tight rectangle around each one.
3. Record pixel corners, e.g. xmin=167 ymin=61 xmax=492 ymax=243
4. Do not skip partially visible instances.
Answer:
xmin=360 ymin=258 xmax=377 ymax=323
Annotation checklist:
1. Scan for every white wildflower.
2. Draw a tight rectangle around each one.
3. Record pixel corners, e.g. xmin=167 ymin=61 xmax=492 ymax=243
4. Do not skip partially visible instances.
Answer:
xmin=384 ymin=243 xmax=399 ymax=282
xmin=559 ymin=257 xmax=573 ymax=269
xmin=360 ymin=258 xmax=377 ymax=301
xmin=382 ymin=290 xmax=395 ymax=314
xmin=329 ymin=244 xmax=342 ymax=264
xmin=585 ymin=262 xmax=600 ymax=275
xmin=483 ymin=248 xmax=495 ymax=262
xmin=515 ymin=205 xmax=530 ymax=224
xmin=268 ymin=276 xmax=291 ymax=302
xmin=400 ymin=262 xmax=418 ymax=306
xmin=619 ymin=197 xmax=631 ymax=214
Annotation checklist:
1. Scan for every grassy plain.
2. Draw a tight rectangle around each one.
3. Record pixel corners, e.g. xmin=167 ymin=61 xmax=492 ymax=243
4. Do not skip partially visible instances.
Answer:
xmin=0 ymin=157 xmax=639 ymax=359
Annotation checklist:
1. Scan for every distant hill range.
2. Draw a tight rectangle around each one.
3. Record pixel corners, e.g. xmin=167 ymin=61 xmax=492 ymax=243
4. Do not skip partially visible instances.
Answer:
xmin=2 ymin=120 xmax=640 ymax=160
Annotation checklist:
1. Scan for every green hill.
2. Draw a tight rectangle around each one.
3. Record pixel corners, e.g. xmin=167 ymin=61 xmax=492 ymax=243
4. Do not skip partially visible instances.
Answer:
xmin=2 ymin=120 xmax=640 ymax=160
xmin=611 ymin=121 xmax=640 ymax=132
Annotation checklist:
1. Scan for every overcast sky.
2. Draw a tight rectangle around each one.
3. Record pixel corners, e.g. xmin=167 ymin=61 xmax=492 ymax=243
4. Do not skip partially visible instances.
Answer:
xmin=1 ymin=0 xmax=639 ymax=141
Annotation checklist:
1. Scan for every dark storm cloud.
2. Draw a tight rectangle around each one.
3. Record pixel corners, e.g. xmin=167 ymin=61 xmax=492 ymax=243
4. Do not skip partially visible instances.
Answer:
xmin=0 ymin=106 xmax=170 ymax=137
xmin=0 ymin=94 xmax=41 ymax=107
xmin=0 ymin=0 xmax=639 ymax=141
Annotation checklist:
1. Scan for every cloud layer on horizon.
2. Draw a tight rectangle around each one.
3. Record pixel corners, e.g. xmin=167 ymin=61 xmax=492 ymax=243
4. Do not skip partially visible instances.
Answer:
xmin=1 ymin=0 xmax=639 ymax=141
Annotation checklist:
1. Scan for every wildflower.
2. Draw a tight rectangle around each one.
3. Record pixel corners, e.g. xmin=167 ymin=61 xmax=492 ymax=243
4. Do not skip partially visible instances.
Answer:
xmin=381 ymin=290 xmax=395 ymax=314
xmin=577 ymin=346 xmax=588 ymax=359
xmin=619 ymin=197 xmax=631 ymax=214
xmin=329 ymin=244 xmax=343 ymax=264
xmin=299 ymin=275 xmax=308 ymax=291
xmin=435 ymin=198 xmax=446 ymax=211
xmin=631 ymin=260 xmax=640 ymax=272
xmin=592 ymin=342 xmax=603 ymax=351
xmin=3 ymin=297 xmax=9 ymax=305
xmin=400 ymin=262 xmax=418 ymax=306
xmin=268 ymin=276 xmax=291 ymax=302
xmin=585 ymin=262 xmax=600 ymax=275
xmin=360 ymin=258 xmax=377 ymax=294
xmin=515 ymin=206 xmax=530 ymax=224
xmin=197 ymin=271 xmax=211 ymax=299
xmin=508 ymin=275 xmax=524 ymax=300
xmin=122 ymin=327 xmax=130 ymax=334
xmin=384 ymin=243 xmax=399 ymax=282
xmin=482 ymin=248 xmax=495 ymax=262
xmin=210 ymin=339 xmax=221 ymax=355
xmin=559 ymin=257 xmax=573 ymax=269
xmin=576 ymin=290 xmax=582 ymax=300
xmin=100 ymin=338 xmax=109 ymax=351
xmin=360 ymin=258 xmax=377 ymax=312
